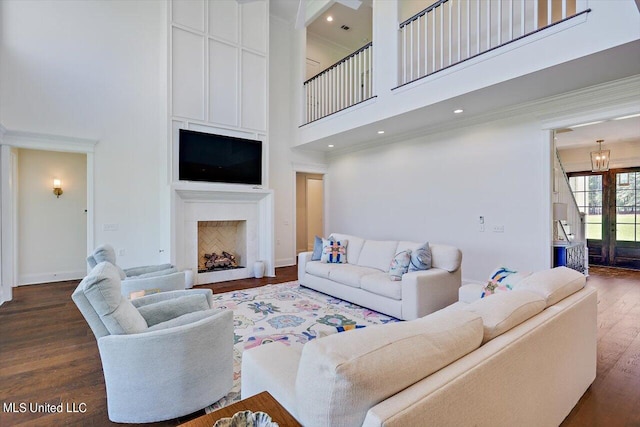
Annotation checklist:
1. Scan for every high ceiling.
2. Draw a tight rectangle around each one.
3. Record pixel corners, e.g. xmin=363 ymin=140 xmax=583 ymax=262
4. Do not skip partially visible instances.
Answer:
xmin=270 ymin=0 xmax=373 ymax=51
xmin=306 ymin=1 xmax=372 ymax=51
xmin=269 ymin=1 xmax=640 ymax=153
xmin=555 ymin=115 xmax=640 ymax=149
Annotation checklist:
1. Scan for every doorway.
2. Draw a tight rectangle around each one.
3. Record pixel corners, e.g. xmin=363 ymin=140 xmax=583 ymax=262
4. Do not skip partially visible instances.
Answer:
xmin=296 ymin=173 xmax=324 ymax=254
xmin=17 ymin=148 xmax=88 ymax=285
xmin=569 ymin=168 xmax=640 ymax=269
xmin=1 ymin=130 xmax=96 ymax=301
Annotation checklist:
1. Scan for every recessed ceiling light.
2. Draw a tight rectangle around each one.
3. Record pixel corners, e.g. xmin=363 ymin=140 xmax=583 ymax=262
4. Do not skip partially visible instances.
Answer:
xmin=377 ymin=130 xmax=385 ymax=134
xmin=328 ymin=144 xmax=334 ymax=148
xmin=569 ymin=120 xmax=604 ymax=128
xmin=613 ymin=113 xmax=640 ymax=120
xmin=326 ymin=16 xmax=333 ymax=22
xmin=454 ymin=109 xmax=464 ymax=114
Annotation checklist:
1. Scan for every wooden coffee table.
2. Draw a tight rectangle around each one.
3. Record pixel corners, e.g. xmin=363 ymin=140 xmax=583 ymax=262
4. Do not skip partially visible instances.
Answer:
xmin=178 ymin=391 xmax=301 ymax=426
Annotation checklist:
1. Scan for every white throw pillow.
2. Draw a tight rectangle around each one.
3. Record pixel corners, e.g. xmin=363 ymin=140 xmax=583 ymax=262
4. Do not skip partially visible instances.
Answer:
xmin=295 ymin=309 xmax=483 ymax=427
xmin=463 ymin=290 xmax=546 ymax=343
xmin=514 ymin=266 xmax=586 ymax=307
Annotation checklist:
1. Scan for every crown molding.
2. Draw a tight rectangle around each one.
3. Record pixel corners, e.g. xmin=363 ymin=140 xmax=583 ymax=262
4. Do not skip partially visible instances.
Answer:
xmin=534 ymin=74 xmax=640 ymax=128
xmin=2 ymin=129 xmax=98 ymax=153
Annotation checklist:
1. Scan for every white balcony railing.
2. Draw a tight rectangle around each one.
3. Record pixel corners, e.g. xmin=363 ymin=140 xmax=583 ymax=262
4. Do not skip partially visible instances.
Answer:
xmin=304 ymin=42 xmax=373 ymax=124
xmin=399 ymin=0 xmax=589 ymax=86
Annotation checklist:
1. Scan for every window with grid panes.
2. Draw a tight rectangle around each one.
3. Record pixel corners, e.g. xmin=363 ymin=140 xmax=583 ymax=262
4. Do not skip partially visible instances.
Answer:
xmin=616 ymin=172 xmax=639 ymax=242
xmin=569 ymin=175 xmax=603 ymax=240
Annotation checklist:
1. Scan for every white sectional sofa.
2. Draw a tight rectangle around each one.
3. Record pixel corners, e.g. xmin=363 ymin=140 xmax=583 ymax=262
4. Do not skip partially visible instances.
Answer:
xmin=298 ymin=233 xmax=462 ymax=320
xmin=242 ymin=267 xmax=596 ymax=427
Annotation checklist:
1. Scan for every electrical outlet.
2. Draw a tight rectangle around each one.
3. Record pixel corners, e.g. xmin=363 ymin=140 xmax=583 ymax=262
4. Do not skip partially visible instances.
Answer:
xmin=103 ymin=223 xmax=119 ymax=231
xmin=118 ymin=249 xmax=126 ymax=256
xmin=492 ymin=225 xmax=505 ymax=233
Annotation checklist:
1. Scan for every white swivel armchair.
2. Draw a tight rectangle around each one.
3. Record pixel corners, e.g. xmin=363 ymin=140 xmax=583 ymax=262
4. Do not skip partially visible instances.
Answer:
xmin=87 ymin=244 xmax=190 ymax=296
xmin=72 ymin=262 xmax=233 ymax=423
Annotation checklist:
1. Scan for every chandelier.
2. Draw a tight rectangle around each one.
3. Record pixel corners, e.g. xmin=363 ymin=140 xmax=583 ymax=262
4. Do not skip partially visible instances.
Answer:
xmin=590 ymin=139 xmax=610 ymax=172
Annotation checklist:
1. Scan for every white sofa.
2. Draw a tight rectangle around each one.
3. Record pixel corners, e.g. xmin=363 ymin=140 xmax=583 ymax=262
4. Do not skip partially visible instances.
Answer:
xmin=242 ymin=267 xmax=596 ymax=427
xmin=298 ymin=233 xmax=462 ymax=320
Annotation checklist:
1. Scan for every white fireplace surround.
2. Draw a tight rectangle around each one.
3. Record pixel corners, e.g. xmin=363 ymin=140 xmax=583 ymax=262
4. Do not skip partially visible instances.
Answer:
xmin=172 ymin=182 xmax=275 ymax=285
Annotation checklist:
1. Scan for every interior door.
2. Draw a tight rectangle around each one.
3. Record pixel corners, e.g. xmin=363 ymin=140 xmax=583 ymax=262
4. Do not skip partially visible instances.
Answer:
xmin=306 ymin=177 xmax=324 ymax=251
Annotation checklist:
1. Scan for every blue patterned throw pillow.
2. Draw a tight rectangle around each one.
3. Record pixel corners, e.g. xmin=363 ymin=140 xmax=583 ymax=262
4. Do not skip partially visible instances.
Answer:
xmin=408 ymin=243 xmax=432 ymax=272
xmin=481 ymin=267 xmax=532 ymax=298
xmin=321 ymin=238 xmax=348 ymax=264
xmin=389 ymin=250 xmax=412 ymax=281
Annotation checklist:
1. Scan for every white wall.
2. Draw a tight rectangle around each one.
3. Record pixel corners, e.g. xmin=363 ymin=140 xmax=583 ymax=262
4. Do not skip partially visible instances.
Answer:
xmin=327 ymin=115 xmax=552 ymax=282
xmin=17 ymin=149 xmax=87 ymax=284
xmin=270 ymin=15 xmax=327 ymax=267
xmin=0 ymin=0 xmax=169 ymax=269
xmin=170 ymin=0 xmax=268 ymax=134
xmin=306 ymin=33 xmax=352 ymax=80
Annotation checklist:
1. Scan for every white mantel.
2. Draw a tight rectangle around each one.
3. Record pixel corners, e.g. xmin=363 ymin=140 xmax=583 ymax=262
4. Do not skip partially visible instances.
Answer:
xmin=171 ymin=182 xmax=275 ymax=285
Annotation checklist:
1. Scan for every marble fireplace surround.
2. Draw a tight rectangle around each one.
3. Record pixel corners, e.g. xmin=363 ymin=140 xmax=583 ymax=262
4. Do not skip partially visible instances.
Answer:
xmin=172 ymin=182 xmax=275 ymax=285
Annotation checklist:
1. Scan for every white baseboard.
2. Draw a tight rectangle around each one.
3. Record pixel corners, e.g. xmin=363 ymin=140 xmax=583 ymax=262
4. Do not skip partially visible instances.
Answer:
xmin=18 ymin=270 xmax=85 ymax=286
xmin=275 ymin=258 xmax=296 ymax=268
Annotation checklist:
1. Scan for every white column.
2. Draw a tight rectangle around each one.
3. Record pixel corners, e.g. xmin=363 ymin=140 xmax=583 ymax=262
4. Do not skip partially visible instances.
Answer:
xmin=372 ymin=0 xmax=398 ymax=93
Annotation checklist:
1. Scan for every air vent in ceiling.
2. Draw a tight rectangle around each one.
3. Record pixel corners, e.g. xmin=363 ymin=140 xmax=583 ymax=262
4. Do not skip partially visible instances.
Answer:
xmin=340 ymin=25 xmax=350 ymax=30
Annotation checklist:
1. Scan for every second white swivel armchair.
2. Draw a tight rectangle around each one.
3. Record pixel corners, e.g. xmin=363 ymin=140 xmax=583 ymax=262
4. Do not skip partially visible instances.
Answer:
xmin=87 ymin=244 xmax=189 ymax=297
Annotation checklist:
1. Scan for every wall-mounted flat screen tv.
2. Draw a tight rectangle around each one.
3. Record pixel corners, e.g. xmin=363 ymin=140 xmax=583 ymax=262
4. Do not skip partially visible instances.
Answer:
xmin=179 ymin=129 xmax=262 ymax=185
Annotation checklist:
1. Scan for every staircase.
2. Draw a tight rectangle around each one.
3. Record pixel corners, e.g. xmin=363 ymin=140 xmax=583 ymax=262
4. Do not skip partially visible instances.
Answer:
xmin=554 ymin=149 xmax=588 ymax=275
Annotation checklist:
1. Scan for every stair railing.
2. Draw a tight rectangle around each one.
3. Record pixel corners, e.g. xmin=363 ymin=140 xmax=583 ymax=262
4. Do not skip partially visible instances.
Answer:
xmin=303 ymin=42 xmax=374 ymax=124
xmin=554 ymin=149 xmax=586 ymax=244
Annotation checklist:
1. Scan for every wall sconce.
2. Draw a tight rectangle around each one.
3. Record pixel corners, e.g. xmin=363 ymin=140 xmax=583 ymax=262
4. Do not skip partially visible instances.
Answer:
xmin=53 ymin=179 xmax=63 ymax=198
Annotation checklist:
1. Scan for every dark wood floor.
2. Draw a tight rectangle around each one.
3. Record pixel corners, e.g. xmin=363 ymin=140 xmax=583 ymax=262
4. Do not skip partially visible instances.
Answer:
xmin=0 ymin=265 xmax=638 ymax=426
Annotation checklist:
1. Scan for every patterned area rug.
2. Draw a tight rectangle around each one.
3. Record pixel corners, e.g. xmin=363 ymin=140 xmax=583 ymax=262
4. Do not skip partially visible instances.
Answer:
xmin=205 ymin=281 xmax=399 ymax=412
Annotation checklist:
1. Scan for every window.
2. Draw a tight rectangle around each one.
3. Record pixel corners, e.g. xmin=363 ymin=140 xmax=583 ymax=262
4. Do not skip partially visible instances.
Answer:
xmin=569 ymin=175 xmax=602 ymax=240
xmin=616 ymin=171 xmax=639 ymax=242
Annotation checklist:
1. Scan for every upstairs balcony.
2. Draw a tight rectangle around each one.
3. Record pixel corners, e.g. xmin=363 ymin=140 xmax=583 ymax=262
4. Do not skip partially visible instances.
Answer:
xmin=304 ymin=42 xmax=374 ymax=124
xmin=398 ymin=0 xmax=587 ymax=86
xmin=301 ymin=0 xmax=604 ymax=127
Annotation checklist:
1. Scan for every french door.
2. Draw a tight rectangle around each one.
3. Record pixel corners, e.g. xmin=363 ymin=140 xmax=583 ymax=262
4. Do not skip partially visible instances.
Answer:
xmin=569 ymin=168 xmax=640 ymax=269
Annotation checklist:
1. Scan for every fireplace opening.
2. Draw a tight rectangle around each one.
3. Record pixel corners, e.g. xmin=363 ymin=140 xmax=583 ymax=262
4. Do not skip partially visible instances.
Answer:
xmin=197 ymin=220 xmax=246 ymax=273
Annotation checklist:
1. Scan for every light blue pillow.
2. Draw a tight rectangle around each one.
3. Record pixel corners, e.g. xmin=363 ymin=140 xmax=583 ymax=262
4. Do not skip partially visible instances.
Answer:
xmin=408 ymin=243 xmax=432 ymax=272
xmin=311 ymin=236 xmax=323 ymax=261
xmin=389 ymin=250 xmax=412 ymax=281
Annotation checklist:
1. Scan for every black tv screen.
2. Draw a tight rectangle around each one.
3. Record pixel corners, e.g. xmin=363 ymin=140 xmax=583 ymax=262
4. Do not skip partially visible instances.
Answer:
xmin=179 ymin=129 xmax=262 ymax=185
